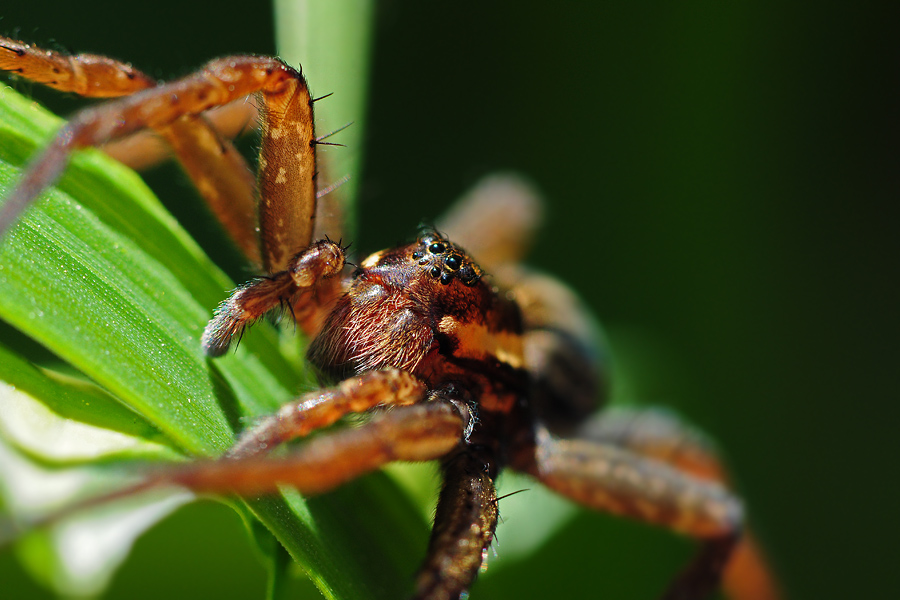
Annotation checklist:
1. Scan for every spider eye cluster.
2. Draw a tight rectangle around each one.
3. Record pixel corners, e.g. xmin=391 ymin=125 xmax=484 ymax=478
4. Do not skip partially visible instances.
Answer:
xmin=414 ymin=233 xmax=482 ymax=286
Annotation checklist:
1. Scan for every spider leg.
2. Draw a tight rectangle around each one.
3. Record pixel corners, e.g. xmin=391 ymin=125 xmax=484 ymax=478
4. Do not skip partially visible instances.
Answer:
xmin=103 ymin=100 xmax=258 ymax=171
xmin=151 ymin=114 xmax=260 ymax=264
xmin=226 ymin=368 xmax=426 ymax=459
xmin=0 ymin=43 xmax=317 ymax=272
xmin=578 ymin=407 xmax=782 ymax=600
xmin=0 ymin=37 xmax=263 ymax=264
xmin=516 ymin=427 xmax=743 ymax=600
xmin=0 ymin=36 xmax=155 ymax=96
xmin=413 ymin=449 xmax=498 ymax=600
xmin=148 ymin=394 xmax=467 ymax=499
xmin=201 ymin=237 xmax=346 ymax=355
xmin=577 ymin=407 xmax=725 ymax=481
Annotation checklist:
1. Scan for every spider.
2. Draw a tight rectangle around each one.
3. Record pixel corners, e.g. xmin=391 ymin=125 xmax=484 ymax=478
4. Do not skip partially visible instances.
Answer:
xmin=0 ymin=37 xmax=780 ymax=600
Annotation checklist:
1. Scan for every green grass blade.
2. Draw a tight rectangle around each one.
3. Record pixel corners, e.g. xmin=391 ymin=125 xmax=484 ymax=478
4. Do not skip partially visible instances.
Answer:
xmin=275 ymin=0 xmax=375 ymax=239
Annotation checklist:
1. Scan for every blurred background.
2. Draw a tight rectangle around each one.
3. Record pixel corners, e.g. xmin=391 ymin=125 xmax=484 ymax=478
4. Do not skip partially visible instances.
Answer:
xmin=0 ymin=1 xmax=896 ymax=598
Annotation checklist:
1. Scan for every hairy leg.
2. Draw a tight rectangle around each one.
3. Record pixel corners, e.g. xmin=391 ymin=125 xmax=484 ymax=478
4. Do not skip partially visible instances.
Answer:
xmin=578 ymin=407 xmax=782 ymax=600
xmin=414 ymin=450 xmax=498 ymax=600
xmin=517 ymin=427 xmax=743 ymax=600
xmin=227 ymin=369 xmax=426 ymax=458
xmin=0 ymin=36 xmax=155 ymax=95
xmin=577 ymin=408 xmax=724 ymax=481
xmin=158 ymin=400 xmax=466 ymax=497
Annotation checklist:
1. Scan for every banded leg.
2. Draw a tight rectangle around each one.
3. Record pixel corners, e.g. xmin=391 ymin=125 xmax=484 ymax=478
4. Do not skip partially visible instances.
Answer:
xmin=578 ymin=407 xmax=782 ymax=600
xmin=414 ymin=450 xmax=499 ymax=600
xmin=128 ymin=399 xmax=467 ymax=499
xmin=0 ymin=45 xmax=318 ymax=272
xmin=0 ymin=36 xmax=262 ymax=264
xmin=227 ymin=369 xmax=426 ymax=459
xmin=518 ymin=427 xmax=743 ymax=600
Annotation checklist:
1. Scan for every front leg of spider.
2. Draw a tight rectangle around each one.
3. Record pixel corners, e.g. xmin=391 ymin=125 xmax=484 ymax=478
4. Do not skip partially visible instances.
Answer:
xmin=0 ymin=36 xmax=265 ymax=262
xmin=224 ymin=368 xmax=426 ymax=459
xmin=0 ymin=51 xmax=318 ymax=273
xmin=154 ymin=394 xmax=469 ymax=498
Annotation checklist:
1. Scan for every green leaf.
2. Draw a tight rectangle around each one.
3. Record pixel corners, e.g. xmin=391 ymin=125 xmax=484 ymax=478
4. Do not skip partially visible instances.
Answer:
xmin=0 ymin=78 xmax=427 ymax=599
xmin=0 ymin=339 xmax=179 ymax=464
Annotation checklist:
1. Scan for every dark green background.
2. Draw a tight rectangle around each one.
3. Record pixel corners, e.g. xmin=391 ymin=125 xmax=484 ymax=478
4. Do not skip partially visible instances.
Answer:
xmin=1 ymin=2 xmax=895 ymax=599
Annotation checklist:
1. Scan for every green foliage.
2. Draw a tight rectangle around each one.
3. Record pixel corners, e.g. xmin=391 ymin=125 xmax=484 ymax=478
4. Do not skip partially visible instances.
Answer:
xmin=0 ymin=81 xmax=431 ymax=599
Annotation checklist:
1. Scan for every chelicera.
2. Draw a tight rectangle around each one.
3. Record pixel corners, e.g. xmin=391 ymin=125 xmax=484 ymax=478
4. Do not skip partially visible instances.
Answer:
xmin=0 ymin=36 xmax=779 ymax=599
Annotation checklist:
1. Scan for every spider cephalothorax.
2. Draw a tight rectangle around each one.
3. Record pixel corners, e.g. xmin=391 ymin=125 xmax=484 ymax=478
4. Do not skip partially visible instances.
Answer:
xmin=0 ymin=35 xmax=781 ymax=600
xmin=308 ymin=231 xmax=525 ymax=415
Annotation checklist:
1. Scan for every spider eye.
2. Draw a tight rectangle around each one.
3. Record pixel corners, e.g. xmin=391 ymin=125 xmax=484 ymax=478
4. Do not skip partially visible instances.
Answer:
xmin=429 ymin=266 xmax=441 ymax=278
xmin=445 ymin=254 xmax=461 ymax=270
xmin=428 ymin=242 xmax=446 ymax=254
xmin=440 ymin=273 xmax=453 ymax=285
xmin=412 ymin=251 xmax=422 ymax=259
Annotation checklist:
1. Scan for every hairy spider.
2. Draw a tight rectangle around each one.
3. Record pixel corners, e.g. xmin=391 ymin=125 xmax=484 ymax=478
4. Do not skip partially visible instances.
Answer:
xmin=0 ymin=37 xmax=780 ymax=600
